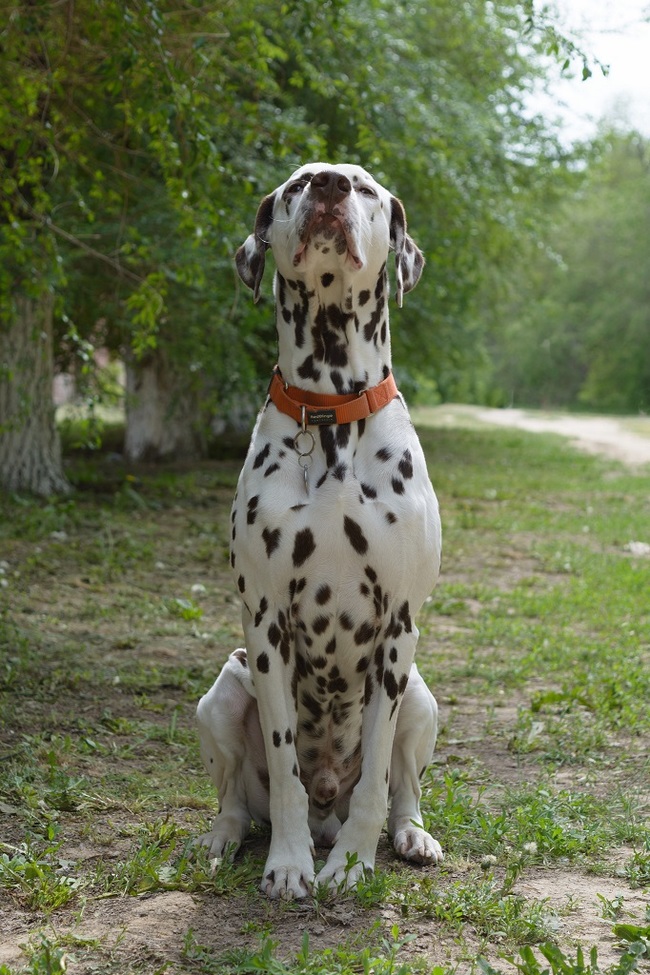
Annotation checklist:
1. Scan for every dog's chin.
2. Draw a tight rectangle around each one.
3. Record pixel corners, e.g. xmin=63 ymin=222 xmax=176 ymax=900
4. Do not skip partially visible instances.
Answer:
xmin=293 ymin=216 xmax=363 ymax=271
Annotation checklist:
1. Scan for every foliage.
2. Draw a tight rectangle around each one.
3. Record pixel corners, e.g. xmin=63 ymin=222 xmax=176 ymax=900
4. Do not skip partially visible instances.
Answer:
xmin=487 ymin=130 xmax=650 ymax=412
xmin=479 ymin=940 xmax=647 ymax=975
xmin=1 ymin=0 xmax=583 ymax=449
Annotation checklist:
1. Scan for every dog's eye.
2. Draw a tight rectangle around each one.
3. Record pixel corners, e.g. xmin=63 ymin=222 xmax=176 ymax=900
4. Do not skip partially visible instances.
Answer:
xmin=358 ymin=186 xmax=377 ymax=198
xmin=286 ymin=180 xmax=309 ymax=195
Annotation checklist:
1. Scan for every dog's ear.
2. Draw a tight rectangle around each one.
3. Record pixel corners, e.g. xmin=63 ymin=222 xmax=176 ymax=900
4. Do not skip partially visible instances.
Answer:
xmin=235 ymin=192 xmax=276 ymax=303
xmin=390 ymin=196 xmax=424 ymax=307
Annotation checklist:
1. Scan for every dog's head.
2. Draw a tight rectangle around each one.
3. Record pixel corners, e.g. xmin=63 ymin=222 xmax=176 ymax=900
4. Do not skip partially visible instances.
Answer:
xmin=235 ymin=163 xmax=424 ymax=307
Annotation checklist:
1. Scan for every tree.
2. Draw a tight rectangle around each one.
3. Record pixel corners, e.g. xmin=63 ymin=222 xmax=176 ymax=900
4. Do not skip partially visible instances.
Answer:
xmin=1 ymin=0 xmax=583 ymax=495
xmin=0 ymin=0 xmax=323 ymax=491
xmin=488 ymin=129 xmax=650 ymax=412
xmin=253 ymin=0 xmax=574 ymax=401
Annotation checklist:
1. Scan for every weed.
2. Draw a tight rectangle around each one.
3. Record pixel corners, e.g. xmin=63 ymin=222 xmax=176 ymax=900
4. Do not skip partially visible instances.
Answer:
xmin=596 ymin=893 xmax=625 ymax=920
xmin=0 ymin=833 xmax=83 ymax=912
xmin=386 ymin=870 xmax=553 ymax=945
xmin=479 ymin=940 xmax=648 ymax=975
xmin=624 ymin=843 xmax=650 ymax=888
xmin=182 ymin=926 xmax=437 ymax=974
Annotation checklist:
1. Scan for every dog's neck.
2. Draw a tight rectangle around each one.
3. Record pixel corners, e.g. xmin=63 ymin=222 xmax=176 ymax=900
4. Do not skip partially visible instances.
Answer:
xmin=273 ymin=264 xmax=392 ymax=395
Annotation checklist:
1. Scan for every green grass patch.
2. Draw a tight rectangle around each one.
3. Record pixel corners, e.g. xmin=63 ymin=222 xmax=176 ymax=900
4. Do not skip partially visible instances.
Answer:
xmin=1 ymin=424 xmax=649 ymax=973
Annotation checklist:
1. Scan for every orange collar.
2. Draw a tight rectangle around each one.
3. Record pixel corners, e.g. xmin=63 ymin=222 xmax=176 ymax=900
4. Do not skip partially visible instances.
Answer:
xmin=268 ymin=367 xmax=399 ymax=426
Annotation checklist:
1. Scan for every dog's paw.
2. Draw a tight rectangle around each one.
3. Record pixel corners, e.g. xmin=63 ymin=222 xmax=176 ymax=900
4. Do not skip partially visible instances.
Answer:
xmin=314 ymin=851 xmax=373 ymax=893
xmin=261 ymin=860 xmax=314 ymax=900
xmin=393 ymin=825 xmax=444 ymax=865
xmin=193 ymin=828 xmax=241 ymax=861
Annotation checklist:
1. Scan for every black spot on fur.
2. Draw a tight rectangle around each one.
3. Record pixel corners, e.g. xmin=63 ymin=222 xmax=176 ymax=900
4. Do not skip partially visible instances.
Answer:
xmin=376 ymin=447 xmax=392 ymax=462
xmin=374 ymin=643 xmax=385 ymax=684
xmin=328 ymin=667 xmax=348 ymax=694
xmin=325 ymin=636 xmax=337 ymax=654
xmin=343 ymin=515 xmax=368 ymax=555
xmin=272 ymin=730 xmax=281 ymax=747
xmin=360 ymin=482 xmax=377 ymax=499
xmin=237 ymin=575 xmax=246 ymax=593
xmin=254 ymin=597 xmax=268 ymax=627
xmin=246 ymin=495 xmax=259 ymax=524
xmin=386 ymin=511 xmax=398 ymax=525
xmin=391 ymin=478 xmax=405 ymax=495
xmin=268 ymin=622 xmax=281 ymax=647
xmin=338 ymin=612 xmax=354 ymax=630
xmin=297 ymin=354 xmax=321 ymax=382
xmin=257 ymin=652 xmax=269 ymax=673
xmin=384 ymin=669 xmax=399 ymax=700
xmin=292 ymin=527 xmax=316 ymax=567
xmin=358 ymin=289 xmax=370 ymax=306
xmin=312 ymin=615 xmax=330 ymax=635
xmin=398 ymin=450 xmax=414 ymax=479
xmin=321 ymin=273 xmax=334 ymax=287
xmin=354 ymin=620 xmax=375 ymax=645
xmin=264 ymin=463 xmax=280 ymax=477
xmin=262 ymin=526 xmax=281 ymax=557
xmin=315 ymin=584 xmax=332 ymax=605
xmin=285 ymin=728 xmax=293 ymax=744
xmin=398 ymin=601 xmax=412 ymax=632
xmin=389 ymin=646 xmax=398 ymax=664
xmin=253 ymin=443 xmax=271 ymax=469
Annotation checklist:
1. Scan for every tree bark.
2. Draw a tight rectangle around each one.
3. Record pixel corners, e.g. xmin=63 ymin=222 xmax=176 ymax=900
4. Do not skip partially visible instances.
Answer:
xmin=124 ymin=348 xmax=204 ymax=462
xmin=0 ymin=293 xmax=71 ymax=496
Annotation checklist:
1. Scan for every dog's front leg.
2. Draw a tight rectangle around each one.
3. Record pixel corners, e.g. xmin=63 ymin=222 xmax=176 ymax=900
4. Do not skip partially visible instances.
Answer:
xmin=244 ymin=614 xmax=314 ymax=899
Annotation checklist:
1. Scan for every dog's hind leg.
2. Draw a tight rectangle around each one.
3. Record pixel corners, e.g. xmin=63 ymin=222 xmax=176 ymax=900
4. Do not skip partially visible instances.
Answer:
xmin=387 ymin=663 xmax=443 ymax=864
xmin=195 ymin=649 xmax=268 ymax=859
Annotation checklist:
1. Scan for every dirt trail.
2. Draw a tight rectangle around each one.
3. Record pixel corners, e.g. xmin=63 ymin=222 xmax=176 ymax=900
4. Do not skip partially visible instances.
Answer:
xmin=474 ymin=407 xmax=650 ymax=466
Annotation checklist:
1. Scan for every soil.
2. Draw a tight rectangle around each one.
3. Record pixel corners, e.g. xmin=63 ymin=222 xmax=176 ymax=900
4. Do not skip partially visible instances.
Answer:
xmin=1 ymin=407 xmax=648 ymax=974
xmin=475 ymin=406 xmax=650 ymax=467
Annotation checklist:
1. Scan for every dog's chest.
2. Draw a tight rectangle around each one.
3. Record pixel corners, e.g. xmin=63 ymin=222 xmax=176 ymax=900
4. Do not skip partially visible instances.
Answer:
xmin=293 ymin=653 xmax=365 ymax=791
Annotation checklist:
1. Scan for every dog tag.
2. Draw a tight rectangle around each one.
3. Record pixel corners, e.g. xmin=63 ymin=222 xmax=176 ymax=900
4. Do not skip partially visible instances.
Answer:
xmin=294 ymin=423 xmax=314 ymax=495
xmin=298 ymin=452 xmax=311 ymax=493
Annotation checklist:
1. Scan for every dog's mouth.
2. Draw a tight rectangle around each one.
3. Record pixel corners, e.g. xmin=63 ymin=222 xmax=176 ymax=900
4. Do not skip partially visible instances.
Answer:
xmin=293 ymin=212 xmax=363 ymax=270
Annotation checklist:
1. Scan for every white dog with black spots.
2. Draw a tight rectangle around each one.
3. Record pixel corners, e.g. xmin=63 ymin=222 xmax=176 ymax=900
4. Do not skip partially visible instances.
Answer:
xmin=196 ymin=163 xmax=443 ymax=899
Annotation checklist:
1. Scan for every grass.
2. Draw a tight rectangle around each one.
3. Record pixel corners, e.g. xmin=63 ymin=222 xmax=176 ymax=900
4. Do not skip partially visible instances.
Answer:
xmin=1 ymin=421 xmax=649 ymax=973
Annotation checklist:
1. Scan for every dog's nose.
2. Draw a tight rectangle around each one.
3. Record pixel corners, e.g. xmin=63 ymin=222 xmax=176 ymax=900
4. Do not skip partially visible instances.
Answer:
xmin=310 ymin=170 xmax=352 ymax=208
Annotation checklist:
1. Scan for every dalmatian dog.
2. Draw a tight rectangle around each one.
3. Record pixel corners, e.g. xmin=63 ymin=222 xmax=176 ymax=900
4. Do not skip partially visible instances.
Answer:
xmin=196 ymin=163 xmax=443 ymax=899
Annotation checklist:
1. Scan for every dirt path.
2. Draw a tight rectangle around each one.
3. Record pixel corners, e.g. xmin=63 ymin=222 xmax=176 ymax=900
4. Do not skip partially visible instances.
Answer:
xmin=414 ymin=404 xmax=650 ymax=467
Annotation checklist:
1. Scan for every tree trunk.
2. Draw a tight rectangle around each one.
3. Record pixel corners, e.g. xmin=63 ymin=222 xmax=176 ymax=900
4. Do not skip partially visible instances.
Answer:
xmin=0 ymin=293 xmax=71 ymax=496
xmin=124 ymin=348 xmax=204 ymax=462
